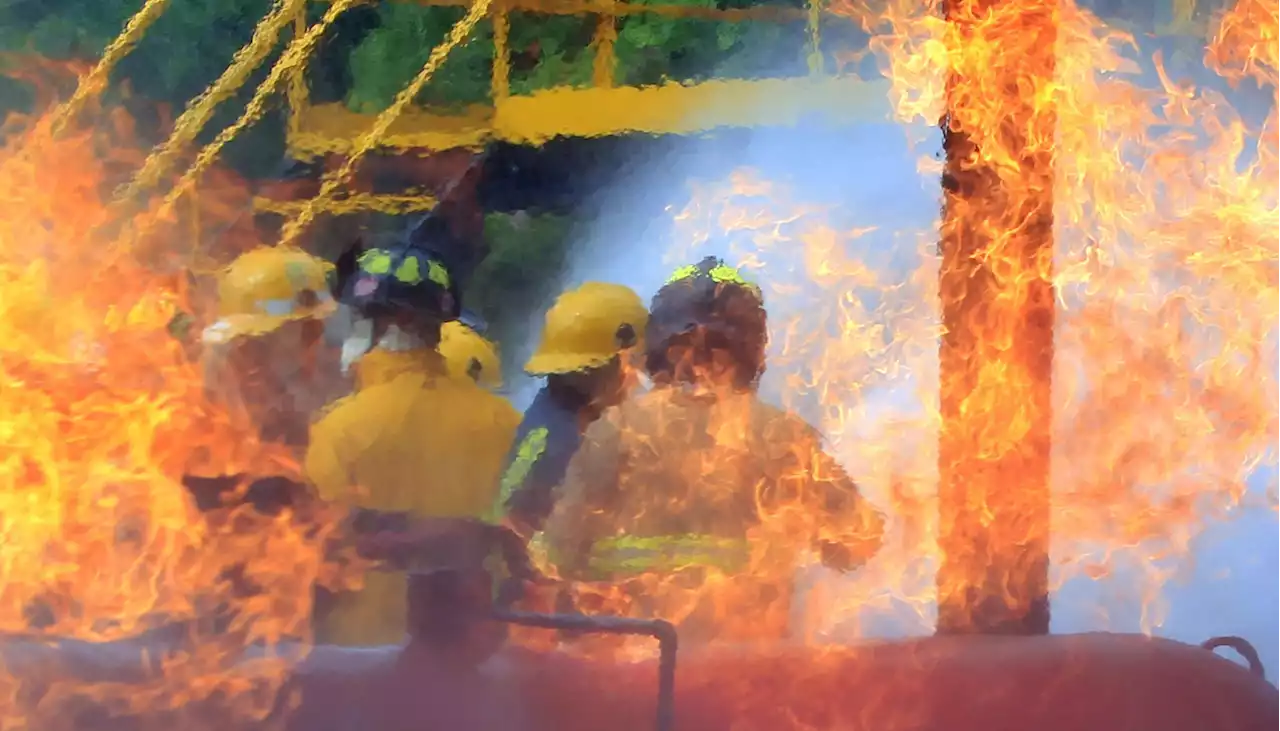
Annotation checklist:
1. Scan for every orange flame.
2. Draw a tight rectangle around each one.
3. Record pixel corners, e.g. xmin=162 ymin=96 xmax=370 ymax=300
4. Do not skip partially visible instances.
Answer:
xmin=0 ymin=0 xmax=1272 ymax=720
xmin=0 ymin=85 xmax=333 ymax=724
xmin=562 ymin=0 xmax=1275 ymax=653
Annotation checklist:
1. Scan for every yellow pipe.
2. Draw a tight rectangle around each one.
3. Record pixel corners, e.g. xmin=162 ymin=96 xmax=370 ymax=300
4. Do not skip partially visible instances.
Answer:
xmin=253 ymin=193 xmax=440 ymax=216
xmin=492 ymin=0 xmax=511 ymax=101
xmin=593 ymin=0 xmax=618 ymax=88
xmin=287 ymin=3 xmax=312 ymax=141
xmin=317 ymin=0 xmax=816 ymax=24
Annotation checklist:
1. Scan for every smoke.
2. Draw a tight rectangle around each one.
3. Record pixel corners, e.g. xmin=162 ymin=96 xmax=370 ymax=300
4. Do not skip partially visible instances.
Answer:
xmin=498 ymin=16 xmax=1276 ymax=677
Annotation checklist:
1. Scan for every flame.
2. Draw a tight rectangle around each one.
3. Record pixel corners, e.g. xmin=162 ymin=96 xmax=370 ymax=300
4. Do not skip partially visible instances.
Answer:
xmin=0 ymin=80 xmax=336 ymax=725
xmin=0 ymin=0 xmax=1272 ymax=721
xmin=548 ymin=0 xmax=1276 ymax=655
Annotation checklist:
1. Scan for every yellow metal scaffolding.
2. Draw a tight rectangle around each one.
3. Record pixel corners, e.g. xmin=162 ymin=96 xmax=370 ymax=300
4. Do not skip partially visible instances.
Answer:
xmin=282 ymin=0 xmax=894 ymax=160
xmin=59 ymin=0 xmax=1206 ymax=229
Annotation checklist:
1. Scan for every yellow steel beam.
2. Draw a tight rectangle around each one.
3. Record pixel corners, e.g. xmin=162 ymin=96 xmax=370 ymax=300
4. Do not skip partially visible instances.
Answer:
xmin=253 ymin=192 xmax=440 ymax=215
xmin=317 ymin=0 xmax=816 ymax=22
xmin=289 ymin=103 xmax=492 ymax=156
xmin=317 ymin=0 xmax=1209 ymax=34
xmin=288 ymin=77 xmax=892 ymax=156
xmin=492 ymin=77 xmax=893 ymax=142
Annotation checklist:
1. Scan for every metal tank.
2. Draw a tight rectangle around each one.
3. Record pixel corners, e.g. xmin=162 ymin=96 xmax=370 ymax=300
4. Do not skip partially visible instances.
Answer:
xmin=1 ymin=539 xmax=1275 ymax=731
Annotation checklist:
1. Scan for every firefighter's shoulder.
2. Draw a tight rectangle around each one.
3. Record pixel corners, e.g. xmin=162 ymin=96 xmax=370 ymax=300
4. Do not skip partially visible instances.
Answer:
xmin=406 ymin=371 xmax=520 ymax=434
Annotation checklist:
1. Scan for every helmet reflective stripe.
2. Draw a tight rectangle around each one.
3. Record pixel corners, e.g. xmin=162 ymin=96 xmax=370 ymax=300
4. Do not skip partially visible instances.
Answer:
xmin=664 ymin=260 xmax=762 ymax=298
xmin=357 ymin=248 xmax=451 ymax=288
xmin=395 ymin=258 xmax=422 ymax=285
xmin=666 ymin=264 xmax=699 ymax=284
xmin=427 ymin=260 xmax=450 ymax=288
xmin=358 ymin=250 xmax=393 ymax=275
xmin=708 ymin=263 xmax=752 ymax=287
xmin=254 ymin=290 xmax=333 ymax=317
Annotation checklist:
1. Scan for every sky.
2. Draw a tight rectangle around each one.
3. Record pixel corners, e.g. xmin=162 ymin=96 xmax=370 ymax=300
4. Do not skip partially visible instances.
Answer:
xmin=501 ymin=41 xmax=1279 ymax=680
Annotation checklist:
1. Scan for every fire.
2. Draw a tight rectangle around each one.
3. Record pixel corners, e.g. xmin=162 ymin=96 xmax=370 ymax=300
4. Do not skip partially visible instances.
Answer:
xmin=560 ymin=0 xmax=1276 ymax=652
xmin=0 ymin=0 xmax=1272 ymax=723
xmin=727 ymin=0 xmax=1280 ymax=637
xmin=0 ymin=89 xmax=332 ymax=724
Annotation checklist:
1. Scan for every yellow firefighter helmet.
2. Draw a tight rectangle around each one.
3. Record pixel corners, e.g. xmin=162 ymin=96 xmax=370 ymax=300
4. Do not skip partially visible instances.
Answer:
xmin=440 ymin=320 xmax=503 ymax=390
xmin=201 ymin=246 xmax=336 ymax=346
xmin=525 ymin=282 xmax=649 ymax=376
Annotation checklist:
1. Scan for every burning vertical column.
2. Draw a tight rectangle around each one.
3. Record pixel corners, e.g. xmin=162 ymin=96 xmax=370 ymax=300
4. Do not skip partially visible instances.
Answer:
xmin=935 ymin=0 xmax=1057 ymax=635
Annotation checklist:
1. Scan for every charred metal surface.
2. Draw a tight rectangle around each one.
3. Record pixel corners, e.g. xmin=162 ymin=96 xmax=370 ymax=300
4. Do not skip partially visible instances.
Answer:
xmin=2 ymin=521 xmax=1270 ymax=731
xmin=0 ymin=631 xmax=1275 ymax=731
xmin=518 ymin=632 xmax=1278 ymax=731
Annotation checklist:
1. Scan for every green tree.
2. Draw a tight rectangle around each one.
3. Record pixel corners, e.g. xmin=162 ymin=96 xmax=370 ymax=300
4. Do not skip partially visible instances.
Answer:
xmin=469 ymin=211 xmax=583 ymax=377
xmin=0 ymin=0 xmax=288 ymax=176
xmin=345 ymin=3 xmax=498 ymax=112
xmin=340 ymin=0 xmax=813 ymax=112
xmin=0 ymin=0 xmax=819 ymax=334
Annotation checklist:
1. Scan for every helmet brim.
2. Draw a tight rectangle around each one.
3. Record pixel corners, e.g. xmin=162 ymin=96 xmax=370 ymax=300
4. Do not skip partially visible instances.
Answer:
xmin=524 ymin=349 xmax=617 ymax=376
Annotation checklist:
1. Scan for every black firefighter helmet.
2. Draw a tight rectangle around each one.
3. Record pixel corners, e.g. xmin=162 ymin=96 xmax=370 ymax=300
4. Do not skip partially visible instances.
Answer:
xmin=329 ymin=230 xmax=463 ymax=325
xmin=645 ymin=256 xmax=768 ymax=389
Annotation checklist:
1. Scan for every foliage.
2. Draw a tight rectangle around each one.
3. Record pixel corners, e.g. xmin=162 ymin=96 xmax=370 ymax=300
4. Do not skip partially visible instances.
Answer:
xmin=341 ymin=0 xmax=812 ymax=112
xmin=0 ymin=0 xmax=288 ymax=176
xmin=613 ymin=0 xmax=808 ymax=86
xmin=467 ymin=211 xmax=573 ymax=321
xmin=344 ymin=4 xmax=497 ymax=112
xmin=466 ymin=212 xmax=575 ymax=369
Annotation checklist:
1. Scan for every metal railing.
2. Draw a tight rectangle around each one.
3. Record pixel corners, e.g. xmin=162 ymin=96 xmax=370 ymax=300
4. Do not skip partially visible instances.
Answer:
xmin=268 ymin=0 xmax=1209 ymax=216
xmin=284 ymin=0 xmax=833 ymax=140
xmin=267 ymin=0 xmax=836 ymax=213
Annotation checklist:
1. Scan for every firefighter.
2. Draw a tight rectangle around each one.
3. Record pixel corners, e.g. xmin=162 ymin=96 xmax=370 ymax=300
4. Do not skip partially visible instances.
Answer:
xmin=542 ymin=257 xmax=885 ymax=646
xmin=181 ymin=245 xmax=347 ymax=638
xmin=304 ymin=234 xmax=520 ymax=646
xmin=493 ymin=282 xmax=650 ymax=544
xmin=199 ymin=245 xmax=344 ymax=454
xmin=186 ymin=245 xmax=345 ymax=516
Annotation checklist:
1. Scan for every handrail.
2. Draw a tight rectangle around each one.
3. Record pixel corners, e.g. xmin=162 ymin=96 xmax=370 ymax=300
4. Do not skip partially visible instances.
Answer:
xmin=270 ymin=0 xmax=840 ymax=195
xmin=317 ymin=0 xmax=816 ymax=23
xmin=253 ymin=192 xmax=440 ymax=215
xmin=299 ymin=0 xmax=832 ymax=119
